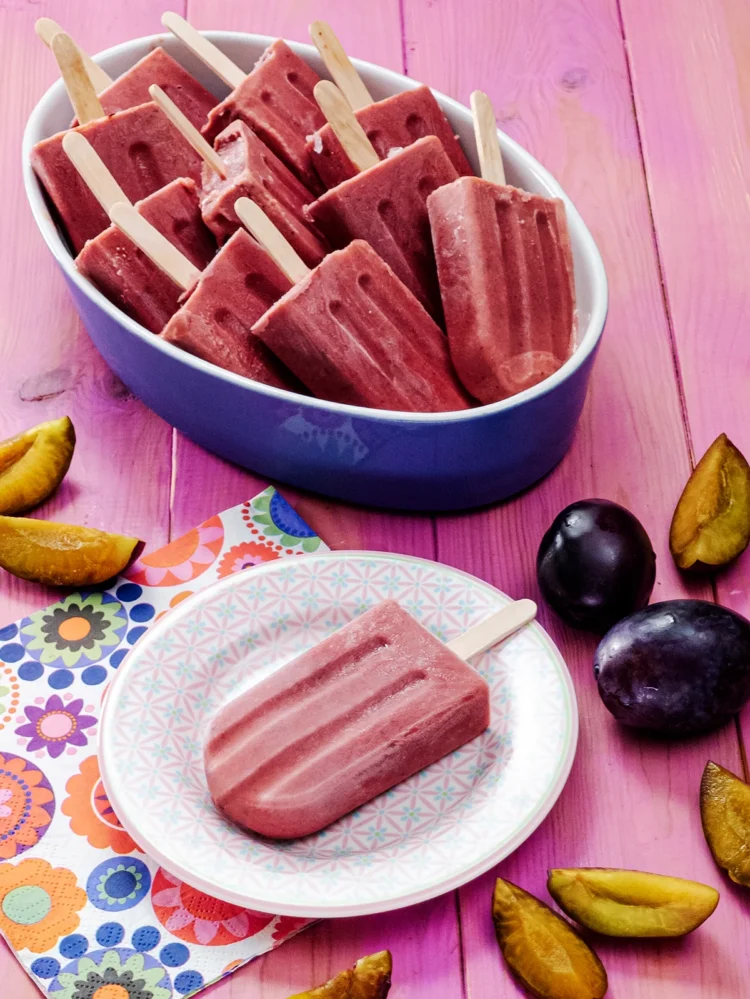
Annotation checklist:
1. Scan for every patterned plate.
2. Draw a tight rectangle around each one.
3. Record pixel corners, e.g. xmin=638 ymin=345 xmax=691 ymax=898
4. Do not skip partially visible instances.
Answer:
xmin=100 ymin=553 xmax=577 ymax=917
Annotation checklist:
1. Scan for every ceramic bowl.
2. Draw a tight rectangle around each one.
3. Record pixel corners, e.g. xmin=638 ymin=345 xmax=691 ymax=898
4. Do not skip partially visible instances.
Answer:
xmin=23 ymin=32 xmax=608 ymax=510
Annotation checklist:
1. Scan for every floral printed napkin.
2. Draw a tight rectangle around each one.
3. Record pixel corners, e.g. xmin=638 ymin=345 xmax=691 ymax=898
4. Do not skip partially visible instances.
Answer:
xmin=0 ymin=487 xmax=326 ymax=998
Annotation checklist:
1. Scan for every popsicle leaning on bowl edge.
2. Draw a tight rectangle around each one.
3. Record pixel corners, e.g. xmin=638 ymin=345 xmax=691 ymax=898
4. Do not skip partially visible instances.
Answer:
xmin=241 ymin=198 xmax=472 ymax=411
xmin=305 ymin=20 xmax=472 ymax=190
xmin=31 ymin=33 xmax=206 ymax=252
xmin=427 ymin=92 xmax=576 ymax=403
xmin=151 ymin=84 xmax=328 ymax=266
xmin=162 ymin=12 xmax=325 ymax=192
xmin=65 ymin=132 xmax=216 ymax=334
xmin=107 ymin=199 xmax=299 ymax=388
xmin=205 ymin=597 xmax=537 ymax=840
xmin=305 ymin=82 xmax=458 ymax=322
xmin=35 ymin=17 xmax=217 ymax=127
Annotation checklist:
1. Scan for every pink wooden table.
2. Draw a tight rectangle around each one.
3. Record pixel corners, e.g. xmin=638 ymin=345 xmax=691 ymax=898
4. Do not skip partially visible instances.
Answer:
xmin=2 ymin=0 xmax=749 ymax=995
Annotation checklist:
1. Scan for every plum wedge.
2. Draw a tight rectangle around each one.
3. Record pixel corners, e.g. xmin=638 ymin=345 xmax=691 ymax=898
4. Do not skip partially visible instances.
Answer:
xmin=701 ymin=761 xmax=750 ymax=887
xmin=548 ymin=868 xmax=719 ymax=937
xmin=492 ymin=878 xmax=607 ymax=999
xmin=0 ymin=516 xmax=140 ymax=586
xmin=288 ymin=951 xmax=392 ymax=998
xmin=0 ymin=416 xmax=75 ymax=515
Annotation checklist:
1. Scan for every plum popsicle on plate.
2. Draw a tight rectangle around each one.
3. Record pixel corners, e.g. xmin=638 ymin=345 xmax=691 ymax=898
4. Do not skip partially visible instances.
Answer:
xmin=305 ymin=82 xmax=458 ymax=321
xmin=205 ymin=597 xmax=537 ymax=840
xmin=241 ymin=199 xmax=472 ymax=411
xmin=66 ymin=133 xmax=216 ymax=334
xmin=150 ymin=84 xmax=327 ymax=266
xmin=162 ymin=12 xmax=325 ymax=192
xmin=306 ymin=21 xmax=472 ymax=190
xmin=427 ymin=91 xmax=576 ymax=403
xmin=35 ymin=17 xmax=217 ymax=127
xmin=31 ymin=33 xmax=205 ymax=252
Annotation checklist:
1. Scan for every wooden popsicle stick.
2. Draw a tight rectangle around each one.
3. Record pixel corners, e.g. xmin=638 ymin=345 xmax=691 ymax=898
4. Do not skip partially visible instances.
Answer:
xmin=51 ymin=32 xmax=105 ymax=126
xmin=309 ymin=21 xmax=372 ymax=111
xmin=234 ymin=197 xmax=311 ymax=286
xmin=149 ymin=85 xmax=226 ymax=178
xmin=62 ymin=133 xmax=131 ymax=215
xmin=35 ymin=18 xmax=113 ymax=93
xmin=161 ymin=12 xmax=245 ymax=90
xmin=446 ymin=599 xmax=537 ymax=660
xmin=314 ymin=81 xmax=379 ymax=172
xmin=109 ymin=202 xmax=201 ymax=292
xmin=470 ymin=90 xmax=506 ymax=186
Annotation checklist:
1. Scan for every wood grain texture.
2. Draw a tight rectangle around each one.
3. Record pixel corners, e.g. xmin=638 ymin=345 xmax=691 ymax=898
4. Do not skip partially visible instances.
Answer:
xmin=404 ymin=0 xmax=749 ymax=995
xmin=617 ymin=0 xmax=750 ymax=743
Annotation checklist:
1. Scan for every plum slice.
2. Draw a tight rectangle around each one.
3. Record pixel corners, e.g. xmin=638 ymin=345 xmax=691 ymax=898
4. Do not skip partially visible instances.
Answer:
xmin=288 ymin=951 xmax=392 ymax=998
xmin=0 ymin=416 xmax=75 ymax=515
xmin=701 ymin=761 xmax=750 ymax=887
xmin=670 ymin=433 xmax=750 ymax=570
xmin=492 ymin=877 xmax=607 ymax=999
xmin=547 ymin=868 xmax=718 ymax=937
xmin=0 ymin=516 xmax=140 ymax=587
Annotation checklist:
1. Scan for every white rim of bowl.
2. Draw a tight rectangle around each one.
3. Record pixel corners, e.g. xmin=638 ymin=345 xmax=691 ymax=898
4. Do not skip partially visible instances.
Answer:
xmin=22 ymin=31 xmax=608 ymax=426
xmin=99 ymin=550 xmax=579 ymax=917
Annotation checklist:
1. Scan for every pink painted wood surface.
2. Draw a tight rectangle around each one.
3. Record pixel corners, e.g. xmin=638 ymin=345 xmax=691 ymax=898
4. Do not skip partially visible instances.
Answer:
xmin=1 ymin=0 xmax=749 ymax=997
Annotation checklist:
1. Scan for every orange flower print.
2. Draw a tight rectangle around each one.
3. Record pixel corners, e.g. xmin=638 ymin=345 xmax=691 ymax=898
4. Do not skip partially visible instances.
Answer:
xmin=61 ymin=755 xmax=137 ymax=854
xmin=0 ymin=858 xmax=86 ymax=953
xmin=0 ymin=752 xmax=55 ymax=860
xmin=217 ymin=541 xmax=279 ymax=579
xmin=126 ymin=515 xmax=224 ymax=587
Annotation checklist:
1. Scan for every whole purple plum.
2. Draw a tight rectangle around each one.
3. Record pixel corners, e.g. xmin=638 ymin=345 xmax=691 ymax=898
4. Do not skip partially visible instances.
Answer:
xmin=595 ymin=600 xmax=750 ymax=735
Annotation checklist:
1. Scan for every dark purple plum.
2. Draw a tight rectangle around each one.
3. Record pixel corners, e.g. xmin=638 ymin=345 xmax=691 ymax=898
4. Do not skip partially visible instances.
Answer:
xmin=595 ymin=600 xmax=750 ymax=735
xmin=536 ymin=499 xmax=656 ymax=632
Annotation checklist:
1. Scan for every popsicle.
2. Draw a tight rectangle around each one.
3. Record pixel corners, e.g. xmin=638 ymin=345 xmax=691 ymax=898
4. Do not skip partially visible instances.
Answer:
xmin=31 ymin=34 xmax=205 ymax=252
xmin=150 ymin=84 xmax=328 ymax=266
xmin=35 ymin=19 xmax=217 ymax=127
xmin=108 ymin=201 xmax=298 ymax=389
xmin=306 ymin=22 xmax=472 ymax=189
xmin=67 ymin=133 xmax=216 ymax=333
xmin=162 ymin=13 xmax=325 ymax=191
xmin=205 ymin=597 xmax=537 ymax=839
xmin=427 ymin=91 xmax=576 ymax=403
xmin=241 ymin=199 xmax=471 ymax=411
xmin=304 ymin=83 xmax=457 ymax=321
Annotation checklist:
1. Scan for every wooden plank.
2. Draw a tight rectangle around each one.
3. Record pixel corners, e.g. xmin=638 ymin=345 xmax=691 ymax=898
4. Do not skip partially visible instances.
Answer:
xmin=617 ymin=0 xmax=750 ymax=741
xmin=403 ymin=0 xmax=749 ymax=995
xmin=0 ymin=2 xmax=179 ymax=995
xmin=171 ymin=2 xmax=460 ymax=998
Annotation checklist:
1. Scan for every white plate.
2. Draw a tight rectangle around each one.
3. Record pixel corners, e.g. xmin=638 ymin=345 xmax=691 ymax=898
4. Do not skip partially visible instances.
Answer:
xmin=100 ymin=552 xmax=577 ymax=917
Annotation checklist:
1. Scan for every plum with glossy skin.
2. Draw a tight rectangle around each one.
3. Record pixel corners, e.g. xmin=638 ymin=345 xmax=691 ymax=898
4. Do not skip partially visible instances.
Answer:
xmin=595 ymin=600 xmax=750 ymax=735
xmin=537 ymin=499 xmax=655 ymax=632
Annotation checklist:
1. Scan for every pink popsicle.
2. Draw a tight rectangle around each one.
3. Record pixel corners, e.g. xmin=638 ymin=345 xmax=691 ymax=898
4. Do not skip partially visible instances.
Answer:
xmin=31 ymin=101 xmax=205 ymax=252
xmin=200 ymin=121 xmax=328 ymax=267
xmin=308 ymin=85 xmax=473 ymax=190
xmin=76 ymin=178 xmax=216 ymax=334
xmin=305 ymin=136 xmax=458 ymax=320
xmin=204 ymin=600 xmax=491 ymax=840
xmin=251 ymin=239 xmax=472 ymax=412
xmin=202 ymin=40 xmax=325 ymax=192
xmin=428 ymin=177 xmax=575 ymax=403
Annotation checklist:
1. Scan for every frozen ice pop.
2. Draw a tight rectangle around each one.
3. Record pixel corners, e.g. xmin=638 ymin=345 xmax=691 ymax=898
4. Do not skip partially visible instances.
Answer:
xmin=77 ymin=179 xmax=216 ymax=334
xmin=162 ymin=14 xmax=325 ymax=191
xmin=304 ymin=83 xmax=458 ymax=321
xmin=242 ymin=199 xmax=471 ymax=411
xmin=35 ymin=23 xmax=217 ymax=127
xmin=427 ymin=91 xmax=576 ymax=403
xmin=150 ymin=83 xmax=327 ymax=266
xmin=204 ymin=598 xmax=537 ymax=839
xmin=306 ymin=22 xmax=472 ymax=189
xmin=105 ymin=200 xmax=297 ymax=387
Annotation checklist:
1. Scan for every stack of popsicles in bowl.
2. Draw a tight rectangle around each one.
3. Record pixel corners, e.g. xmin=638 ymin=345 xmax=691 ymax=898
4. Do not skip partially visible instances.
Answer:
xmin=29 ymin=15 xmax=577 ymax=415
